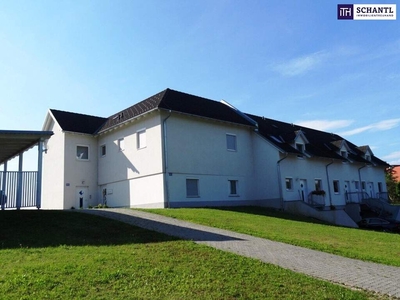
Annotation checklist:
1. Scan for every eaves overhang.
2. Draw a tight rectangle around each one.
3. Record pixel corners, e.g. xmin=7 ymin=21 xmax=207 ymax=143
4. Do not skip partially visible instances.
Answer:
xmin=0 ymin=130 xmax=54 ymax=165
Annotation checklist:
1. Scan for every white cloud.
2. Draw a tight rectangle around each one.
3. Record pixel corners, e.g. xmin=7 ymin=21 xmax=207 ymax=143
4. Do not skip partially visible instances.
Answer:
xmin=274 ymin=51 xmax=328 ymax=77
xmin=339 ymin=119 xmax=400 ymax=136
xmin=296 ymin=119 xmax=353 ymax=131
xmin=382 ymin=151 xmax=400 ymax=165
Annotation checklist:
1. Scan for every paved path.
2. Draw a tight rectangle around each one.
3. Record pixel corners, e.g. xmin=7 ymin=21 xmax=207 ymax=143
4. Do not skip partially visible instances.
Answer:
xmin=80 ymin=208 xmax=400 ymax=298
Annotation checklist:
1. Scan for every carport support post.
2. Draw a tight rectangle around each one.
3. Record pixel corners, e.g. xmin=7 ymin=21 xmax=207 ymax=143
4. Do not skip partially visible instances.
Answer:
xmin=36 ymin=139 xmax=44 ymax=209
xmin=16 ymin=153 xmax=23 ymax=210
xmin=1 ymin=161 xmax=7 ymax=210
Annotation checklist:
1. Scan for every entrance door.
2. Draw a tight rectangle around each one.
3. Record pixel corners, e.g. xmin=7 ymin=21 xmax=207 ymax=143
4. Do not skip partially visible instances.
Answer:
xmin=299 ymin=179 xmax=308 ymax=202
xmin=76 ymin=187 xmax=89 ymax=209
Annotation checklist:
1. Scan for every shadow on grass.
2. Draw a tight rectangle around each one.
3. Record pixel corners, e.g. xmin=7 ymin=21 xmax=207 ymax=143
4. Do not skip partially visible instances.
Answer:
xmin=0 ymin=210 xmax=243 ymax=250
xmin=209 ymin=206 xmax=330 ymax=225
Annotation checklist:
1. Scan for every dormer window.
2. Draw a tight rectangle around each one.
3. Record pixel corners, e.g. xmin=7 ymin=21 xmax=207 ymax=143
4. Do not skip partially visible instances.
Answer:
xmin=365 ymin=154 xmax=371 ymax=161
xmin=340 ymin=150 xmax=348 ymax=158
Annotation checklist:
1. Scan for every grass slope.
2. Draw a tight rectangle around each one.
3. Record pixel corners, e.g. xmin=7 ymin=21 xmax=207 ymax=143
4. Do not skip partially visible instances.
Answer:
xmin=0 ymin=210 xmax=388 ymax=299
xmin=144 ymin=206 xmax=400 ymax=267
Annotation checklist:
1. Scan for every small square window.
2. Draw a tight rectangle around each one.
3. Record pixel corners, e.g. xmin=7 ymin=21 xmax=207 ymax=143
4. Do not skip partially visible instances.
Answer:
xmin=118 ymin=138 xmax=125 ymax=151
xmin=296 ymin=143 xmax=304 ymax=152
xmin=229 ymin=180 xmax=238 ymax=195
xmin=362 ymin=181 xmax=366 ymax=190
xmin=333 ymin=180 xmax=340 ymax=194
xmin=100 ymin=145 xmax=106 ymax=157
xmin=137 ymin=129 xmax=147 ymax=149
xmin=341 ymin=150 xmax=347 ymax=158
xmin=354 ymin=181 xmax=359 ymax=190
xmin=285 ymin=178 xmax=293 ymax=191
xmin=76 ymin=146 xmax=89 ymax=160
xmin=186 ymin=179 xmax=199 ymax=197
xmin=226 ymin=134 xmax=237 ymax=151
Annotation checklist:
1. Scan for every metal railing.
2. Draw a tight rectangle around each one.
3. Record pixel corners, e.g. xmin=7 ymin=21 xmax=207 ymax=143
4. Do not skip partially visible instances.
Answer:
xmin=307 ymin=193 xmax=326 ymax=208
xmin=0 ymin=171 xmax=38 ymax=209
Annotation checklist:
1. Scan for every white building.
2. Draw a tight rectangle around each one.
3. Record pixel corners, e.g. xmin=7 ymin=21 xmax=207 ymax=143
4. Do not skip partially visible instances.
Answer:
xmin=42 ymin=89 xmax=395 ymax=226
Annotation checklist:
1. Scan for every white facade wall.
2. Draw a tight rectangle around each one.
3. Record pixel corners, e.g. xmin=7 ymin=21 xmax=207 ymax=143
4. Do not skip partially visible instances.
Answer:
xmin=97 ymin=112 xmax=165 ymax=208
xmin=251 ymin=134 xmax=281 ymax=206
xmin=164 ymin=112 xmax=255 ymax=206
xmin=42 ymin=119 xmax=65 ymax=209
xmin=63 ymin=132 xmax=98 ymax=209
xmin=279 ymin=155 xmax=387 ymax=207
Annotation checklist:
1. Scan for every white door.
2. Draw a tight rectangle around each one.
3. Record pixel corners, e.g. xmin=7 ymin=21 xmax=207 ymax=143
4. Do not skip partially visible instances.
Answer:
xmin=76 ymin=187 xmax=89 ymax=209
xmin=299 ymin=179 xmax=308 ymax=202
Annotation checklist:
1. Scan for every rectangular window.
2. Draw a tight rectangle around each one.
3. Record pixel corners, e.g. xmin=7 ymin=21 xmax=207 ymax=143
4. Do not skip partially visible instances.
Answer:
xmin=354 ymin=181 xmax=359 ymax=191
xmin=118 ymin=138 xmax=125 ymax=151
xmin=229 ymin=180 xmax=238 ymax=195
xmin=100 ymin=144 xmax=106 ymax=157
xmin=296 ymin=143 xmax=304 ymax=152
xmin=315 ymin=179 xmax=322 ymax=191
xmin=226 ymin=134 xmax=237 ymax=151
xmin=285 ymin=178 xmax=293 ymax=191
xmin=378 ymin=182 xmax=383 ymax=193
xmin=362 ymin=181 xmax=366 ymax=190
xmin=137 ymin=129 xmax=147 ymax=149
xmin=333 ymin=180 xmax=340 ymax=194
xmin=76 ymin=145 xmax=89 ymax=160
xmin=186 ymin=179 xmax=199 ymax=197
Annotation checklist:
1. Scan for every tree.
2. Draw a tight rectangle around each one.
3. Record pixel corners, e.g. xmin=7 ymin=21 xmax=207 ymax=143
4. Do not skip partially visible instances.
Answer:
xmin=385 ymin=166 xmax=400 ymax=204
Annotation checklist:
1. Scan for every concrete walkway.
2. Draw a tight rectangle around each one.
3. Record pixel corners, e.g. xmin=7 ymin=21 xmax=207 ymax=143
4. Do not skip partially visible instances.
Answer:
xmin=81 ymin=208 xmax=400 ymax=298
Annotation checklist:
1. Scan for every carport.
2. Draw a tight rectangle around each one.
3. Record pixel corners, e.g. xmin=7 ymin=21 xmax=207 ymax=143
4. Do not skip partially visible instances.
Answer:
xmin=0 ymin=130 xmax=53 ymax=210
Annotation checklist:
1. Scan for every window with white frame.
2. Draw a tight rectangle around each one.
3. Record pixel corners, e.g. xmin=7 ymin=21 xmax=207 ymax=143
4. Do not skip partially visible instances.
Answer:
xmin=186 ymin=179 xmax=199 ymax=197
xmin=100 ymin=144 xmax=106 ymax=157
xmin=296 ymin=143 xmax=305 ymax=153
xmin=333 ymin=180 xmax=340 ymax=194
xmin=226 ymin=134 xmax=237 ymax=151
xmin=354 ymin=181 xmax=359 ymax=191
xmin=229 ymin=180 xmax=238 ymax=196
xmin=118 ymin=138 xmax=125 ymax=151
xmin=137 ymin=129 xmax=147 ymax=149
xmin=314 ymin=179 xmax=322 ymax=191
xmin=285 ymin=178 xmax=293 ymax=191
xmin=76 ymin=145 xmax=89 ymax=160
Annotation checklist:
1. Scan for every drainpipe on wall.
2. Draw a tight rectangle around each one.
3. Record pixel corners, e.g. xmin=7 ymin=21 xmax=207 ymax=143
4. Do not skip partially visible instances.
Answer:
xmin=162 ymin=111 xmax=172 ymax=208
xmin=277 ymin=153 xmax=288 ymax=210
xmin=325 ymin=160 xmax=334 ymax=207
xmin=358 ymin=164 xmax=367 ymax=202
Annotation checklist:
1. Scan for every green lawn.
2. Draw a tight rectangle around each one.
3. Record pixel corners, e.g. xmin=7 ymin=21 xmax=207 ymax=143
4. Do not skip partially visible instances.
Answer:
xmin=143 ymin=206 xmax=400 ymax=267
xmin=0 ymin=210 xmax=388 ymax=299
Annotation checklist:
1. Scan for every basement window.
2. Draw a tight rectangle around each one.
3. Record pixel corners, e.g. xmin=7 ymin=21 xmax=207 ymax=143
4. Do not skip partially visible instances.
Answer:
xmin=186 ymin=179 xmax=199 ymax=197
xmin=76 ymin=145 xmax=89 ymax=160
xmin=229 ymin=180 xmax=238 ymax=196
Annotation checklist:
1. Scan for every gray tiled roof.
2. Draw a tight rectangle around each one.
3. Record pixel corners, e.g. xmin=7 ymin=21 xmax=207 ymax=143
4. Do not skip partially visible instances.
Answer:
xmin=49 ymin=89 xmax=389 ymax=167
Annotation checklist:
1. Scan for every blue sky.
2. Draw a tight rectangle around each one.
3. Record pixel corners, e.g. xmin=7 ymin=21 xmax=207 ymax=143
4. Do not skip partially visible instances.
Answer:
xmin=1 ymin=0 xmax=399 ymax=170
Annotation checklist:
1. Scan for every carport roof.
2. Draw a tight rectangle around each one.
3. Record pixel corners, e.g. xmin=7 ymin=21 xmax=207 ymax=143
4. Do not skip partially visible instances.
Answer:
xmin=0 ymin=130 xmax=53 ymax=165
